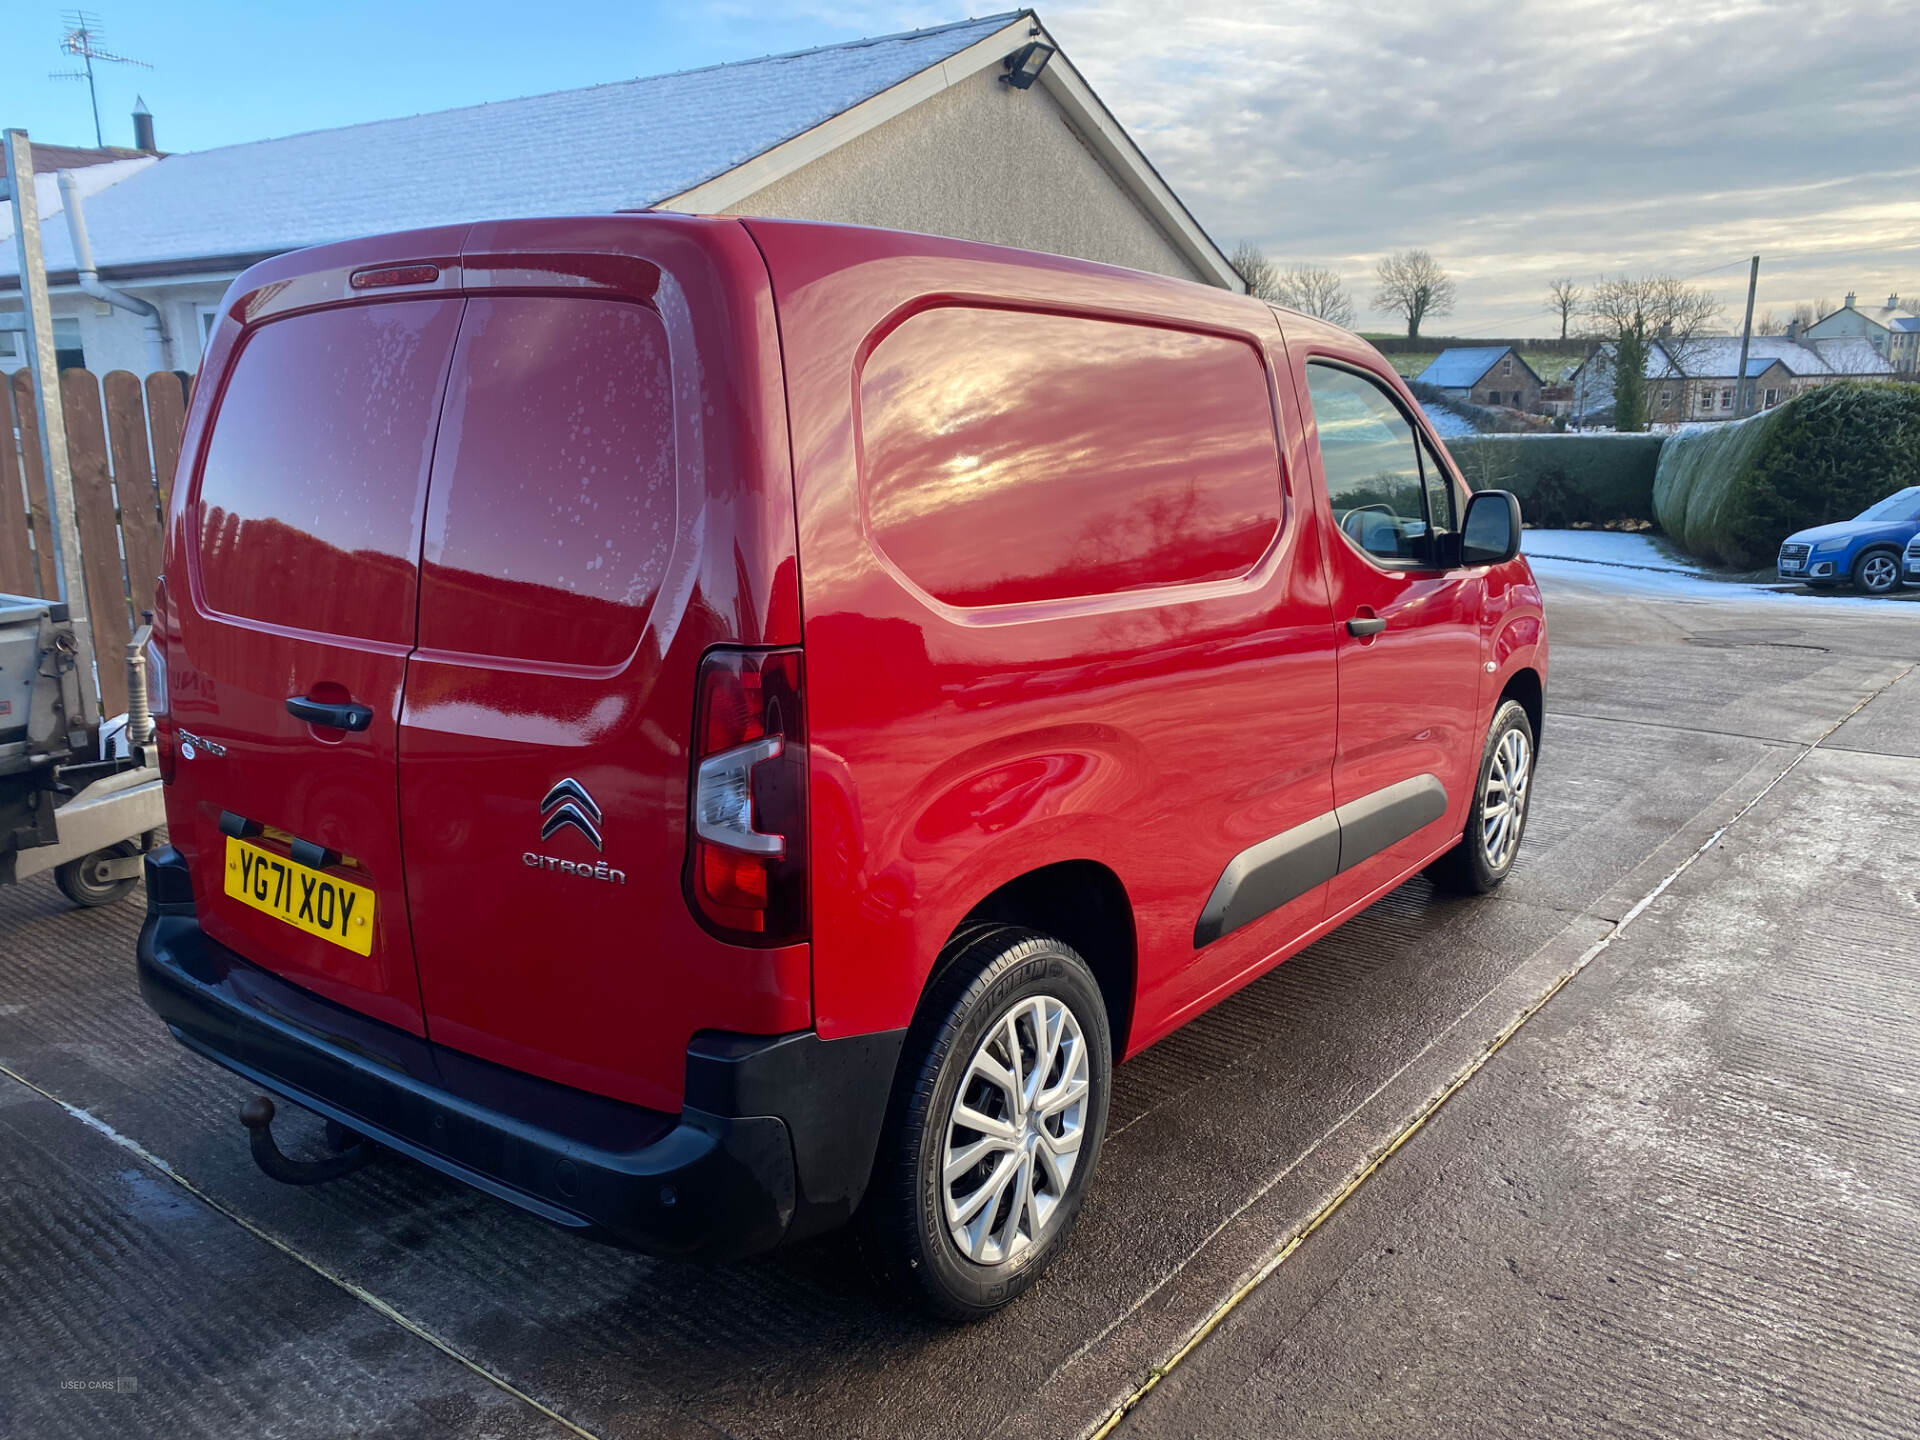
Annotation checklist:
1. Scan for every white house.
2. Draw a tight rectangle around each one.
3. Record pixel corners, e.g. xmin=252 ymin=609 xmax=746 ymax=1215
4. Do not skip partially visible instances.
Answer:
xmin=1568 ymin=333 xmax=1895 ymax=426
xmin=1802 ymin=292 xmax=1920 ymax=374
xmin=3 ymin=10 xmax=1239 ymax=377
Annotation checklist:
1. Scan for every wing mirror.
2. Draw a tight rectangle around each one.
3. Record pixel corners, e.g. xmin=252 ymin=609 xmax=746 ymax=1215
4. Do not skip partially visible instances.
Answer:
xmin=1461 ymin=490 xmax=1522 ymax=566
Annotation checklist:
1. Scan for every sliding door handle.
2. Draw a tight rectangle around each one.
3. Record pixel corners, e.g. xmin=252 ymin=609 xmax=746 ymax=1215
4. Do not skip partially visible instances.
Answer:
xmin=287 ymin=696 xmax=373 ymax=732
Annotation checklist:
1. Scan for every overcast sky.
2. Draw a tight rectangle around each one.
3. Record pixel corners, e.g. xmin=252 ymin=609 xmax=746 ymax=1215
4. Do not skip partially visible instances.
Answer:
xmin=4 ymin=0 xmax=1913 ymax=334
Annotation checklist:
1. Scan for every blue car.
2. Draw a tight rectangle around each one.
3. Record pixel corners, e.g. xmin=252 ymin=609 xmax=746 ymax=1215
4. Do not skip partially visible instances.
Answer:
xmin=1777 ymin=485 xmax=1920 ymax=595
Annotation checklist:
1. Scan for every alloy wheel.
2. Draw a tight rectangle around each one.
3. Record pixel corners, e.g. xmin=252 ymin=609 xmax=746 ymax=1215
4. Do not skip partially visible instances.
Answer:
xmin=1480 ymin=727 xmax=1531 ymax=871
xmin=1861 ymin=554 xmax=1898 ymax=593
xmin=941 ymin=994 xmax=1090 ymax=1265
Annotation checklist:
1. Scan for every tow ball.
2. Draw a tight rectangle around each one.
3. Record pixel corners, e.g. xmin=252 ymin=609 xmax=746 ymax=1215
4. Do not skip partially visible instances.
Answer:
xmin=238 ymin=1095 xmax=382 ymax=1185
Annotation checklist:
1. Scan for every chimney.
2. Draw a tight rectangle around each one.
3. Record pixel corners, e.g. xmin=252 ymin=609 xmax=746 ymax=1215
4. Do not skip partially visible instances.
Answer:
xmin=1844 ymin=291 xmax=1856 ymax=309
xmin=1785 ymin=318 xmax=1800 ymax=341
xmin=1890 ymin=294 xmax=1901 ymax=310
xmin=132 ymin=96 xmax=155 ymax=152
xmin=1658 ymin=320 xmax=1672 ymax=338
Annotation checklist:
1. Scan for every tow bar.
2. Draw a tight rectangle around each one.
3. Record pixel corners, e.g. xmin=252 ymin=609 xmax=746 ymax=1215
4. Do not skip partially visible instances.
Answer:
xmin=238 ymin=1095 xmax=382 ymax=1185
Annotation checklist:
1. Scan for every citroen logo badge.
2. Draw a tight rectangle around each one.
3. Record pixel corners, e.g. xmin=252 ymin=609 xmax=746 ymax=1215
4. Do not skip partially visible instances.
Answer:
xmin=539 ymin=778 xmax=603 ymax=851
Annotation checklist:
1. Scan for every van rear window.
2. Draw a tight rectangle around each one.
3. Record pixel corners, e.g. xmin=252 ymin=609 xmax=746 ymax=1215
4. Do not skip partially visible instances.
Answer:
xmin=416 ymin=297 xmax=676 ymax=668
xmin=858 ymin=307 xmax=1282 ymax=608
xmin=194 ymin=299 xmax=462 ymax=644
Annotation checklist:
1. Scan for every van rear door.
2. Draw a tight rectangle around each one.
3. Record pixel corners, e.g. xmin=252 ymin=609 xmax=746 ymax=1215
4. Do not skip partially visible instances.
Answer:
xmin=395 ymin=219 xmax=808 ymax=1114
xmin=172 ymin=288 xmax=462 ymax=1035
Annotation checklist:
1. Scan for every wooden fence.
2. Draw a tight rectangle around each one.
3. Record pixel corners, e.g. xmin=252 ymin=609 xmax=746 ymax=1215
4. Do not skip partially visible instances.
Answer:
xmin=1 ymin=368 xmax=189 ymax=716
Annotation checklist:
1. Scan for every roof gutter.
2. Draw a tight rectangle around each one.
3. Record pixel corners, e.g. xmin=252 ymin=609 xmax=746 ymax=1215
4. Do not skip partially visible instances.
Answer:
xmin=57 ymin=168 xmax=174 ymax=370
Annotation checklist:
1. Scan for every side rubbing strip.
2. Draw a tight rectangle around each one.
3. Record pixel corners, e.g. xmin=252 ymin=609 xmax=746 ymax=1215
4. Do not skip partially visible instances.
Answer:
xmin=1194 ymin=812 xmax=1341 ymax=948
xmin=1334 ymin=773 xmax=1448 ymax=873
xmin=1192 ymin=774 xmax=1450 ymax=949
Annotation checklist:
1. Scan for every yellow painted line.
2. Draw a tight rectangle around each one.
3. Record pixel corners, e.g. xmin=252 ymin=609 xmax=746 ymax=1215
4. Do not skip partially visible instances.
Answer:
xmin=1087 ymin=667 xmax=1910 ymax=1439
xmin=0 ymin=1061 xmax=603 ymax=1440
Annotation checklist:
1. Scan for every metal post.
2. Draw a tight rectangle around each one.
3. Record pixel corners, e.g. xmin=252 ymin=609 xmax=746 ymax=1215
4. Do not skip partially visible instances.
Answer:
xmin=4 ymin=128 xmax=99 ymax=728
xmin=1734 ymin=255 xmax=1759 ymax=419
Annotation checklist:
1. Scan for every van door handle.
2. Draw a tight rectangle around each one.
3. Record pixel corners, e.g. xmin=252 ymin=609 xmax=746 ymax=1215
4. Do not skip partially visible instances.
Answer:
xmin=1346 ymin=616 xmax=1387 ymax=637
xmin=286 ymin=696 xmax=374 ymax=732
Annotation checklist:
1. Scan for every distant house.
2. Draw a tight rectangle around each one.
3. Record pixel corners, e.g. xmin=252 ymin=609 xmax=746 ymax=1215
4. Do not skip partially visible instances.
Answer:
xmin=1568 ymin=333 xmax=1895 ymax=425
xmin=1414 ymin=346 xmax=1543 ymax=410
xmin=2 ymin=11 xmax=1239 ymax=376
xmin=1803 ymin=292 xmax=1919 ymax=373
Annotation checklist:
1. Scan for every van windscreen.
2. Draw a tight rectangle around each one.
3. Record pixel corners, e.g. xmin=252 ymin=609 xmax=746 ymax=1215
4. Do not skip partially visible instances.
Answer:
xmin=194 ymin=299 xmax=463 ymax=644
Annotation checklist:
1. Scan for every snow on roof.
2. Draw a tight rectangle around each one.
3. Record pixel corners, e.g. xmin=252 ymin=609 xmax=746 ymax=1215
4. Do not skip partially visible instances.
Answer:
xmin=2 ymin=13 xmax=1018 ymax=279
xmin=1570 ymin=332 xmax=1900 ymax=384
xmin=1414 ymin=346 xmax=1514 ymax=388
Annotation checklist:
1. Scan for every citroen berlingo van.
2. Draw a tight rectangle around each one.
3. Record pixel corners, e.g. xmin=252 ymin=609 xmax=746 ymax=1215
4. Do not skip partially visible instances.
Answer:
xmin=137 ymin=215 xmax=1546 ymax=1318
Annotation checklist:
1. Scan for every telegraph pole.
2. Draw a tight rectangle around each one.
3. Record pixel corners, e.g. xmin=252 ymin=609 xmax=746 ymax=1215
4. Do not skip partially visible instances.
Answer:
xmin=1733 ymin=255 xmax=1759 ymax=418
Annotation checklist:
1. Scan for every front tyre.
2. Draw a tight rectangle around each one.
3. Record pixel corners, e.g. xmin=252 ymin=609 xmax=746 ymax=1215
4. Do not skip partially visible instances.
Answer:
xmin=863 ymin=925 xmax=1111 ymax=1320
xmin=1427 ymin=699 xmax=1536 ymax=895
xmin=1852 ymin=548 xmax=1901 ymax=596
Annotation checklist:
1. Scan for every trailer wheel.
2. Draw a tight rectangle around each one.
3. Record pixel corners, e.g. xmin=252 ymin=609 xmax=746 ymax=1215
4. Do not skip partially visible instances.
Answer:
xmin=54 ymin=841 xmax=142 ymax=908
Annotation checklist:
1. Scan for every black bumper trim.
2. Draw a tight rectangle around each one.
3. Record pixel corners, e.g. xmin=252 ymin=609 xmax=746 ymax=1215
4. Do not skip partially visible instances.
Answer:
xmin=136 ymin=846 xmax=903 ymax=1258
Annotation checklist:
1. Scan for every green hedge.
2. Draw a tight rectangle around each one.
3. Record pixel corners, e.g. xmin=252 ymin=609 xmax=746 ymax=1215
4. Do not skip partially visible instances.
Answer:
xmin=1444 ymin=433 xmax=1665 ymax=527
xmin=1652 ymin=383 xmax=1920 ymax=568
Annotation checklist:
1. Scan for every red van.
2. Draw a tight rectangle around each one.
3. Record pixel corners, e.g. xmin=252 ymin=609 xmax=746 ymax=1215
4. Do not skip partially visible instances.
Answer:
xmin=137 ymin=216 xmax=1545 ymax=1317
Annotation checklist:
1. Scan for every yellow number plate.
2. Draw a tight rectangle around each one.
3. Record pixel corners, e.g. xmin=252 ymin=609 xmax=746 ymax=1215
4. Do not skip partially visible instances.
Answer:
xmin=223 ymin=836 xmax=374 ymax=956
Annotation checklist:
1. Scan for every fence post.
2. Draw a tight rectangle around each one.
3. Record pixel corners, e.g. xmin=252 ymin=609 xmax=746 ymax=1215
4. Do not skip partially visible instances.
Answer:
xmin=0 ymin=377 xmax=39 ymax=595
xmin=105 ymin=370 xmax=164 ymax=623
xmin=9 ymin=370 xmax=60 ymax=598
xmin=144 ymin=370 xmax=187 ymax=513
xmin=61 ymin=369 xmax=132 ymax=716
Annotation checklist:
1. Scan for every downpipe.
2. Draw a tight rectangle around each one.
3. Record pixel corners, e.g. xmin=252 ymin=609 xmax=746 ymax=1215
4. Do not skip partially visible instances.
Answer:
xmin=57 ymin=169 xmax=173 ymax=372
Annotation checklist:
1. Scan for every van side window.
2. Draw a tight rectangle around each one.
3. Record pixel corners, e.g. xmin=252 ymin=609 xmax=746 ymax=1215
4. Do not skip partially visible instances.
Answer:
xmin=1304 ymin=363 xmax=1444 ymax=567
xmin=858 ymin=306 xmax=1282 ymax=608
xmin=417 ymin=298 xmax=676 ymax=667
xmin=194 ymin=300 xmax=463 ymax=643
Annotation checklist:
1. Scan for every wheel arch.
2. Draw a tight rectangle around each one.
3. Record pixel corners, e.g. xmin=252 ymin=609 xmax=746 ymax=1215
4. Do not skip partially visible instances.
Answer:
xmin=927 ymin=860 xmax=1140 ymax=1057
xmin=1498 ymin=666 xmax=1544 ymax=751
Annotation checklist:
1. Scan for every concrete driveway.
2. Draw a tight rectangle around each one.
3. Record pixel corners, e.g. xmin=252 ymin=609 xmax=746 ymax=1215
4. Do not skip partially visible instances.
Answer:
xmin=3 ymin=562 xmax=1917 ymax=1440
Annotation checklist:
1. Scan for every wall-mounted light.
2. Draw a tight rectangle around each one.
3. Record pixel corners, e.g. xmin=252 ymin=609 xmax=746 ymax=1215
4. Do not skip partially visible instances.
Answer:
xmin=1001 ymin=40 xmax=1056 ymax=89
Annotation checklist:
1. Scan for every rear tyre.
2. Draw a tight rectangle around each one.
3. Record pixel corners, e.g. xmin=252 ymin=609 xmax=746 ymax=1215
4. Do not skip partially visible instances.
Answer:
xmin=1852 ymin=548 xmax=1901 ymax=596
xmin=54 ymin=841 xmax=141 ymax=908
xmin=1426 ymin=699 xmax=1535 ymax=895
xmin=862 ymin=924 xmax=1111 ymax=1320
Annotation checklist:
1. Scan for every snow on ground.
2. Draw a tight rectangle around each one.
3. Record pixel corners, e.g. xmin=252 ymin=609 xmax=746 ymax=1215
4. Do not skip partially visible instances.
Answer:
xmin=1522 ymin=529 xmax=1690 ymax=571
xmin=1523 ymin=529 xmax=1913 ymax=610
xmin=1421 ymin=404 xmax=1478 ymax=439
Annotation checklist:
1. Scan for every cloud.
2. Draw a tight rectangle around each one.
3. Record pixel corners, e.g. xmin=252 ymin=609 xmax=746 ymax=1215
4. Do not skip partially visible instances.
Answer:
xmin=1041 ymin=0 xmax=1920 ymax=330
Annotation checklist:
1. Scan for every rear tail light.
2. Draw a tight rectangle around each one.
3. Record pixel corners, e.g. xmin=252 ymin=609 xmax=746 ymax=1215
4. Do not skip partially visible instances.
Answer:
xmin=686 ymin=648 xmax=807 ymax=944
xmin=149 ymin=579 xmax=177 ymax=784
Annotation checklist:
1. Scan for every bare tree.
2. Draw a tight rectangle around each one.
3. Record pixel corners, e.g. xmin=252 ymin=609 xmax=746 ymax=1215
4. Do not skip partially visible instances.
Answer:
xmin=1372 ymin=250 xmax=1456 ymax=340
xmin=1230 ymin=242 xmax=1281 ymax=303
xmin=1546 ymin=277 xmax=1582 ymax=341
xmin=1584 ymin=274 xmax=1722 ymax=431
xmin=1754 ymin=309 xmax=1785 ymax=335
xmin=1272 ymin=265 xmax=1355 ymax=327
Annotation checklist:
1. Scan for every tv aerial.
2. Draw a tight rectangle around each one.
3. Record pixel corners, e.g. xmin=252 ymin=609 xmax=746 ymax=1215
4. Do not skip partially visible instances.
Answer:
xmin=51 ymin=11 xmax=151 ymax=148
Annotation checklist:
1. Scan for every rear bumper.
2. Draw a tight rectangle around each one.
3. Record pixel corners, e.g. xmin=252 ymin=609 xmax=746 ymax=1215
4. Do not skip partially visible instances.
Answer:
xmin=136 ymin=846 xmax=902 ymax=1259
